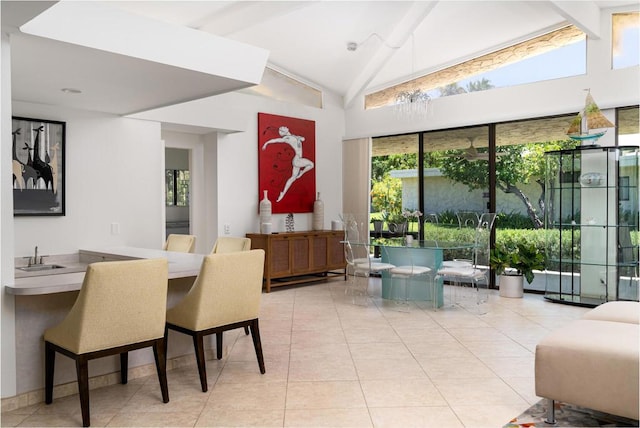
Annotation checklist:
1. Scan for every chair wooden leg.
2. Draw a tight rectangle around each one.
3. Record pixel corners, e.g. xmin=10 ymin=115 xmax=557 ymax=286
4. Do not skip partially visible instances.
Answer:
xmin=44 ymin=342 xmax=55 ymax=404
xmin=120 ymin=352 xmax=128 ymax=384
xmin=244 ymin=326 xmax=249 ymax=335
xmin=75 ymin=357 xmax=91 ymax=427
xmin=249 ymin=319 xmax=266 ymax=374
xmin=152 ymin=338 xmax=170 ymax=403
xmin=163 ymin=325 xmax=169 ymax=358
xmin=193 ymin=333 xmax=208 ymax=392
xmin=216 ymin=333 xmax=223 ymax=360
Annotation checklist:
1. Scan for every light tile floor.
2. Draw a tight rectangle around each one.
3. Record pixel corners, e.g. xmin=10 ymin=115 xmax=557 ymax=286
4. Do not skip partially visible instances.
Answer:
xmin=2 ymin=278 xmax=590 ymax=427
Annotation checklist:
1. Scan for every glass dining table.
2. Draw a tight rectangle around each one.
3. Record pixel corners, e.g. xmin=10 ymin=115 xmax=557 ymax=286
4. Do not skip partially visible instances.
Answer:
xmin=368 ymin=237 xmax=476 ymax=308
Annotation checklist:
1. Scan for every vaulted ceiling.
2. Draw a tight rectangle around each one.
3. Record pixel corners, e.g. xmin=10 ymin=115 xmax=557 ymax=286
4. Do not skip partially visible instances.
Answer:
xmin=2 ymin=1 xmax=637 ymax=116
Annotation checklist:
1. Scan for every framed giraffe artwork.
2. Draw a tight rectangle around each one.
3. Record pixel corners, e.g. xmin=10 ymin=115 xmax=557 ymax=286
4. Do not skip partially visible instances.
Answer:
xmin=11 ymin=116 xmax=65 ymax=216
xmin=258 ymin=113 xmax=316 ymax=214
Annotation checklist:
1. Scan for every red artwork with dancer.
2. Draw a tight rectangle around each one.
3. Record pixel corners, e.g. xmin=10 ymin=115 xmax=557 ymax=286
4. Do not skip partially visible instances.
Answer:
xmin=258 ymin=113 xmax=316 ymax=214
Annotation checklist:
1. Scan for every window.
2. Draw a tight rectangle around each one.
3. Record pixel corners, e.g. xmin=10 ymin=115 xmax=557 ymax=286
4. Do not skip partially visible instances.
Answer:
xmin=366 ymin=25 xmax=585 ymax=109
xmin=165 ymin=169 xmax=190 ymax=206
xmin=612 ymin=12 xmax=639 ymax=70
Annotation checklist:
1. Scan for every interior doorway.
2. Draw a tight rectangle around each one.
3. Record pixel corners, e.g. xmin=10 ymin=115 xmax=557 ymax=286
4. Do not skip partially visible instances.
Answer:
xmin=165 ymin=148 xmax=191 ymax=238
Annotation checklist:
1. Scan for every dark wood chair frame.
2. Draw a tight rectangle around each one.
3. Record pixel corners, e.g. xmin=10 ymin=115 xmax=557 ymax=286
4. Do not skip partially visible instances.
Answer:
xmin=45 ymin=337 xmax=169 ymax=427
xmin=165 ymin=318 xmax=265 ymax=392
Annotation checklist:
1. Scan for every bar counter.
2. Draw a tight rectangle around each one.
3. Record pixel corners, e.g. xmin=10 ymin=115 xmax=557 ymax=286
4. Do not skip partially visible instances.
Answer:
xmin=6 ymin=246 xmax=204 ymax=295
xmin=4 ymin=247 xmax=204 ymax=404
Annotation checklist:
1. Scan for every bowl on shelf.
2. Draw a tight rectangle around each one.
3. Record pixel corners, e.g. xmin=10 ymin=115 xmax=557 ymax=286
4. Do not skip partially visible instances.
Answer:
xmin=579 ymin=172 xmax=604 ymax=186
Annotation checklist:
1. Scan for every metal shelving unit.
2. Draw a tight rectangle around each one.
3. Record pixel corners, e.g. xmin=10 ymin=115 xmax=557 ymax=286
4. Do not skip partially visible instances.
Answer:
xmin=544 ymin=145 xmax=639 ymax=306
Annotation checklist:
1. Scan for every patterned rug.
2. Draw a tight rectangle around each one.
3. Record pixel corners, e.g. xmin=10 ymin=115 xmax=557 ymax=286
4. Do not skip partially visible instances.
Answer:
xmin=504 ymin=400 xmax=639 ymax=427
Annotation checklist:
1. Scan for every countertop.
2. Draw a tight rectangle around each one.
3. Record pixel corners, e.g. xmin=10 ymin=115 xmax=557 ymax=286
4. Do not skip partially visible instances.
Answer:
xmin=6 ymin=247 xmax=204 ymax=296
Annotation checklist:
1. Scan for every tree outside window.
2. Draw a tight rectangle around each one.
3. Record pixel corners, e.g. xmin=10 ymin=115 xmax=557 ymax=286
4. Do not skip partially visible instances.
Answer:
xmin=165 ymin=169 xmax=190 ymax=206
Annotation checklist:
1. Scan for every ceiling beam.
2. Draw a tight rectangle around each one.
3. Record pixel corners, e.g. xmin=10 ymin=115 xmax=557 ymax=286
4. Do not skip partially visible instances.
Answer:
xmin=343 ymin=1 xmax=438 ymax=109
xmin=548 ymin=1 xmax=601 ymax=39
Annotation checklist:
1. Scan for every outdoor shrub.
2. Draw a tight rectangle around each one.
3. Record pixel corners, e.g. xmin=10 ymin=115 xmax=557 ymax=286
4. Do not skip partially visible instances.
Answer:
xmin=434 ymin=210 xmax=459 ymax=226
xmin=495 ymin=211 xmax=535 ymax=229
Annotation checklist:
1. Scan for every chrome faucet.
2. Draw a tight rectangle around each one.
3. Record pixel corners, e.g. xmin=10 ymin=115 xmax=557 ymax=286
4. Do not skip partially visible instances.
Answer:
xmin=23 ymin=246 xmax=47 ymax=267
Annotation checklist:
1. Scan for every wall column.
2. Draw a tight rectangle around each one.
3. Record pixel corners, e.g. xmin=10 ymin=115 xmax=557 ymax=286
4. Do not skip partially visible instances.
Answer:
xmin=1 ymin=31 xmax=17 ymax=398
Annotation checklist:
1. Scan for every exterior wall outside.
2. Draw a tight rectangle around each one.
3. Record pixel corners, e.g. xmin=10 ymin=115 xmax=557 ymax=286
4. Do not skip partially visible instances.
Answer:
xmin=397 ymin=173 xmax=543 ymax=218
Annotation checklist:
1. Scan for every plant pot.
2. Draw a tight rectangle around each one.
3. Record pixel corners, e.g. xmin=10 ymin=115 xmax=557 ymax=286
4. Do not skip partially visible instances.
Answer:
xmin=388 ymin=222 xmax=407 ymax=235
xmin=499 ymin=274 xmax=524 ymax=298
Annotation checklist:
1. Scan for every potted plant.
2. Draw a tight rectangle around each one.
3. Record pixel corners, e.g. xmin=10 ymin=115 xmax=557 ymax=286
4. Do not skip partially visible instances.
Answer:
xmin=370 ymin=216 xmax=384 ymax=236
xmin=491 ymin=241 xmax=545 ymax=298
xmin=383 ymin=210 xmax=407 ymax=235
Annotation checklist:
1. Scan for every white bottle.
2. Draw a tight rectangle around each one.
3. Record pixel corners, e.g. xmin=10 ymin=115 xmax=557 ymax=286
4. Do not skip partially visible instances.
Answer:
xmin=312 ymin=192 xmax=324 ymax=230
xmin=259 ymin=190 xmax=272 ymax=233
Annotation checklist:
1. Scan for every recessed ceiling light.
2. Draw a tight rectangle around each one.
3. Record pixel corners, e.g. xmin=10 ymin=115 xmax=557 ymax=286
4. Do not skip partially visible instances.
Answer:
xmin=61 ymin=88 xmax=82 ymax=94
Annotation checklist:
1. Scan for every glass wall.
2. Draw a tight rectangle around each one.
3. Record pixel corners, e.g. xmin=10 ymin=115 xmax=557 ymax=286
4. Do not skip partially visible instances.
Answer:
xmin=371 ymin=106 xmax=638 ymax=291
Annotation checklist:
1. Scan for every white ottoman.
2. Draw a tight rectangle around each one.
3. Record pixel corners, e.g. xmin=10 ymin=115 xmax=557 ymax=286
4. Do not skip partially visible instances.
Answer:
xmin=582 ymin=301 xmax=640 ymax=324
xmin=535 ymin=318 xmax=639 ymax=422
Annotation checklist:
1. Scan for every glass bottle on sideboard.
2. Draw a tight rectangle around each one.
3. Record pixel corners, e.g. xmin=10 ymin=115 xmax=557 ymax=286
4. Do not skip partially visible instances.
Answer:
xmin=543 ymin=145 xmax=639 ymax=306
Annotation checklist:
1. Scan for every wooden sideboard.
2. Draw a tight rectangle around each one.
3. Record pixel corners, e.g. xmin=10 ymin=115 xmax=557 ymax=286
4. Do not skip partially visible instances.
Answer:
xmin=246 ymin=230 xmax=346 ymax=292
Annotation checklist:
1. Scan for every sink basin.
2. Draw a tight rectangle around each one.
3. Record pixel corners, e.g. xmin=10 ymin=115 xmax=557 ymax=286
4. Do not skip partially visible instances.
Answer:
xmin=17 ymin=264 xmax=66 ymax=272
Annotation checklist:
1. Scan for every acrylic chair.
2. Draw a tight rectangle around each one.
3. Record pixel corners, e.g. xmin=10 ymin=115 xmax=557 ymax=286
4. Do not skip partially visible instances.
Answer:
xmin=211 ymin=236 xmax=251 ymax=254
xmin=385 ymin=245 xmax=432 ymax=312
xmin=456 ymin=211 xmax=480 ymax=229
xmin=424 ymin=213 xmax=439 ymax=225
xmin=343 ymin=240 xmax=395 ymax=305
xmin=165 ymin=250 xmax=266 ymax=392
xmin=44 ymin=258 xmax=170 ymax=427
xmin=436 ymin=212 xmax=496 ymax=313
xmin=163 ymin=234 xmax=196 ymax=253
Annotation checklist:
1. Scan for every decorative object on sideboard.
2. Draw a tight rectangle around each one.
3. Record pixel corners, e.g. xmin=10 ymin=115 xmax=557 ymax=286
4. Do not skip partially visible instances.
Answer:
xmin=259 ymin=190 xmax=272 ymax=233
xmin=285 ymin=213 xmax=295 ymax=232
xmin=312 ymin=192 xmax=324 ymax=230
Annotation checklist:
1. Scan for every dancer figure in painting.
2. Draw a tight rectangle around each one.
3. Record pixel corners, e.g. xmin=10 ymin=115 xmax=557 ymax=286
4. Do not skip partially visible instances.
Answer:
xmin=262 ymin=126 xmax=314 ymax=202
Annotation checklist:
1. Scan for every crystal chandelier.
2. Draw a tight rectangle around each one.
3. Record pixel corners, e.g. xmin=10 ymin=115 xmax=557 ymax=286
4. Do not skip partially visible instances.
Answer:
xmin=394 ymin=88 xmax=431 ymax=119
xmin=394 ymin=34 xmax=431 ymax=120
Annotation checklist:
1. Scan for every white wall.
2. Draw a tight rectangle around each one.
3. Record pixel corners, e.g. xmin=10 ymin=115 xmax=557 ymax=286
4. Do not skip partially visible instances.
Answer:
xmin=154 ymin=90 xmax=346 ymax=254
xmin=2 ymin=31 xmax=17 ymax=398
xmin=344 ymin=65 xmax=639 ymax=141
xmin=11 ymin=102 xmax=165 ymax=257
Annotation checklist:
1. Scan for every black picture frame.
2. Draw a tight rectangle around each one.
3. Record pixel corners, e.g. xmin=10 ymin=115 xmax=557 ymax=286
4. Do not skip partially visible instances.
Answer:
xmin=11 ymin=116 xmax=65 ymax=216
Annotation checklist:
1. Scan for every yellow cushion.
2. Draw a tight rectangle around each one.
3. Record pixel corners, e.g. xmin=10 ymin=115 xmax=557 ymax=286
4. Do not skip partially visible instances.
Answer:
xmin=44 ymin=258 xmax=168 ymax=354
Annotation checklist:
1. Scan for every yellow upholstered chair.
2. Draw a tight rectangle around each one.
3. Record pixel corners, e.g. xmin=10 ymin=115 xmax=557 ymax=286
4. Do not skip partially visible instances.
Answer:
xmin=212 ymin=236 xmax=253 ymax=336
xmin=163 ymin=234 xmax=196 ymax=253
xmin=44 ymin=258 xmax=169 ymax=427
xmin=165 ymin=249 xmax=266 ymax=392
xmin=211 ymin=236 xmax=251 ymax=254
